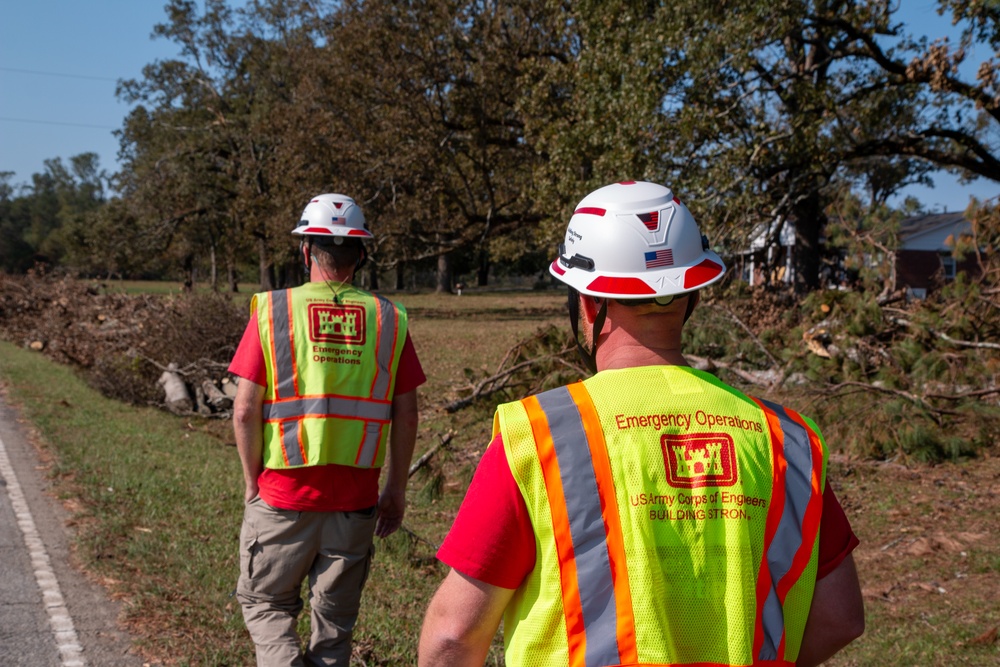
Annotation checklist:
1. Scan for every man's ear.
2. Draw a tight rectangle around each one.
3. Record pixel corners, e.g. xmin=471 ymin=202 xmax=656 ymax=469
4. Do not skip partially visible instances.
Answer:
xmin=301 ymin=241 xmax=311 ymax=271
xmin=580 ymin=294 xmax=601 ymax=324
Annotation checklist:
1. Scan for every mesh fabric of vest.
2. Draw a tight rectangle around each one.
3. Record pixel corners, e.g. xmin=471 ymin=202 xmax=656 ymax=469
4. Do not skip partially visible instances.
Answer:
xmin=497 ymin=366 xmax=826 ymax=667
xmin=253 ymin=283 xmax=407 ymax=469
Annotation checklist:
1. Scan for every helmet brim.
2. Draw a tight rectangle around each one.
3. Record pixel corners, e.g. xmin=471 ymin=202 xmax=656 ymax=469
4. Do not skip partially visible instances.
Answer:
xmin=550 ymin=249 xmax=725 ymax=298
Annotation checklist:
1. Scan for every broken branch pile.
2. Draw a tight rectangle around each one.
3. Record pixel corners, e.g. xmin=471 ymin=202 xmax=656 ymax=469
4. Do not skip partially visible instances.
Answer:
xmin=0 ymin=272 xmax=246 ymax=417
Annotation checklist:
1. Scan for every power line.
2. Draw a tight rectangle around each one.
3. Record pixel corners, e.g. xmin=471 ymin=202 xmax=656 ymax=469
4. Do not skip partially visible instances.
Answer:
xmin=0 ymin=116 xmax=116 ymax=130
xmin=0 ymin=66 xmax=119 ymax=82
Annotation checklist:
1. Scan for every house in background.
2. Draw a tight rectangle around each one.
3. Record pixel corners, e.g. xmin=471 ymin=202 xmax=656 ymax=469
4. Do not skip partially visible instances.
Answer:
xmin=736 ymin=219 xmax=797 ymax=287
xmin=733 ymin=210 xmax=982 ymax=295
xmin=895 ymin=211 xmax=980 ymax=299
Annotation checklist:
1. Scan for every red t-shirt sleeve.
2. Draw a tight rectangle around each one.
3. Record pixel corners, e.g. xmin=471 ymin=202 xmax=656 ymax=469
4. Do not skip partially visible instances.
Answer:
xmin=438 ymin=434 xmax=860 ymax=588
xmin=393 ymin=333 xmax=426 ymax=395
xmin=227 ymin=310 xmax=426 ymax=396
xmin=816 ymin=482 xmax=860 ymax=579
xmin=228 ymin=315 xmax=266 ymax=386
xmin=437 ymin=434 xmax=536 ymax=589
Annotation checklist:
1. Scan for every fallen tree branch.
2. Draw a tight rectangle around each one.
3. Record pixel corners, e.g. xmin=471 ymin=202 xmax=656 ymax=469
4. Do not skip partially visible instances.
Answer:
xmin=889 ymin=317 xmax=1000 ymax=350
xmin=713 ymin=305 xmax=780 ymax=367
xmin=409 ymin=432 xmax=453 ymax=478
xmin=825 ymin=381 xmax=961 ymax=421
xmin=686 ymin=354 xmax=780 ymax=387
xmin=444 ymin=346 xmax=575 ymax=413
xmin=925 ymin=386 xmax=1000 ymax=401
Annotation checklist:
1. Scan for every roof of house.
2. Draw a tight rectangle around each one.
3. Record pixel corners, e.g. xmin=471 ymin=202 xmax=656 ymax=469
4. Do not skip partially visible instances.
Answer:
xmin=899 ymin=211 xmax=969 ymax=243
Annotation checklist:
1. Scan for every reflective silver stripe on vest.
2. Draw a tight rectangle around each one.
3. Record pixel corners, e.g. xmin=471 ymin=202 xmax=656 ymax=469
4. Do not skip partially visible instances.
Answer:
xmin=262 ymin=397 xmax=392 ymax=422
xmin=281 ymin=420 xmax=304 ymax=466
xmin=536 ymin=386 xmax=621 ymax=667
xmin=270 ymin=290 xmax=296 ymax=398
xmin=757 ymin=398 xmax=815 ymax=662
xmin=371 ymin=296 xmax=398 ymax=401
xmin=357 ymin=421 xmax=384 ymax=467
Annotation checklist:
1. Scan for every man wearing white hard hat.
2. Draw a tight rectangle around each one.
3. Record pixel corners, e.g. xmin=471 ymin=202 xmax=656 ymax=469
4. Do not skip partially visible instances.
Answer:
xmin=229 ymin=194 xmax=425 ymax=665
xmin=419 ymin=181 xmax=863 ymax=667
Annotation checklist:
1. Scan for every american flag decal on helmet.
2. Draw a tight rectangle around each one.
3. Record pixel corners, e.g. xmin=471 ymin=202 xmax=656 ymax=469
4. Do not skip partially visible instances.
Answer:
xmin=637 ymin=211 xmax=659 ymax=231
xmin=644 ymin=249 xmax=674 ymax=268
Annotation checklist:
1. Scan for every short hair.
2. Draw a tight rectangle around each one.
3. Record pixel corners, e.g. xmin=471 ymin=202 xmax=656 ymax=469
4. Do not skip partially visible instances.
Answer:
xmin=308 ymin=237 xmax=365 ymax=273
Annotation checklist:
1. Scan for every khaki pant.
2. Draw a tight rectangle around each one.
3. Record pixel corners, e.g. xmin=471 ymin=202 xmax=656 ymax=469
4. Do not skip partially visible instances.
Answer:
xmin=237 ymin=496 xmax=377 ymax=666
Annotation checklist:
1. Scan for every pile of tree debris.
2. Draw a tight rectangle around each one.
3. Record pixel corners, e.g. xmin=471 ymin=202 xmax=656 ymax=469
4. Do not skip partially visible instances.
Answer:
xmin=0 ymin=271 xmax=247 ymax=417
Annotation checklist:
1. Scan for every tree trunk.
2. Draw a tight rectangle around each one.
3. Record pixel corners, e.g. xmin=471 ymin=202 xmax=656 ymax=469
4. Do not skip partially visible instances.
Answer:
xmin=436 ymin=252 xmax=453 ymax=293
xmin=368 ymin=261 xmax=379 ymax=291
xmin=209 ymin=241 xmax=219 ymax=292
xmin=395 ymin=261 xmax=405 ymax=290
xmin=791 ymin=192 xmax=823 ymax=294
xmin=183 ymin=255 xmax=195 ymax=292
xmin=258 ymin=237 xmax=274 ymax=291
xmin=477 ymin=247 xmax=490 ymax=287
xmin=227 ymin=252 xmax=238 ymax=293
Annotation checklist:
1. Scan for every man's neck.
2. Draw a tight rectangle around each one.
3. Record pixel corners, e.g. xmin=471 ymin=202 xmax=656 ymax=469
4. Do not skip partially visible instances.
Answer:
xmin=596 ymin=340 xmax=687 ymax=370
xmin=310 ymin=265 xmax=354 ymax=285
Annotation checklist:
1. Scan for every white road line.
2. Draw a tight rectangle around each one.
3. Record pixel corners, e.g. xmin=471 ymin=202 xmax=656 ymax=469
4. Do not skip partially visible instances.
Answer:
xmin=0 ymin=431 xmax=85 ymax=666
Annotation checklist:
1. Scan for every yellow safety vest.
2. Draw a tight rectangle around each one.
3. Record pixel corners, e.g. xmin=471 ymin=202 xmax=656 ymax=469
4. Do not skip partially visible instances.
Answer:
xmin=253 ymin=282 xmax=407 ymax=469
xmin=494 ymin=366 xmax=828 ymax=667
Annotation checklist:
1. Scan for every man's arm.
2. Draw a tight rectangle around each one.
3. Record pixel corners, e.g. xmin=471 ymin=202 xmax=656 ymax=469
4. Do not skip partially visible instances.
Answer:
xmin=376 ymin=388 xmax=419 ymax=538
xmin=796 ymin=553 xmax=865 ymax=667
xmin=419 ymin=569 xmax=514 ymax=667
xmin=232 ymin=379 xmax=266 ymax=503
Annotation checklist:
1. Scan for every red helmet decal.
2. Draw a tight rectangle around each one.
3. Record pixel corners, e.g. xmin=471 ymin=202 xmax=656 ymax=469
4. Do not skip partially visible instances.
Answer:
xmin=550 ymin=259 xmax=566 ymax=276
xmin=683 ymin=259 xmax=723 ymax=289
xmin=619 ymin=180 xmax=636 ymax=185
xmin=347 ymin=229 xmax=371 ymax=236
xmin=586 ymin=275 xmax=655 ymax=295
xmin=301 ymin=227 xmax=333 ymax=235
xmin=575 ymin=206 xmax=607 ymax=217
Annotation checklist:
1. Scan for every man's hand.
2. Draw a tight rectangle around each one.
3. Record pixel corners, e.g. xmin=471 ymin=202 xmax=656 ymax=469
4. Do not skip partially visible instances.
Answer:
xmin=377 ymin=389 xmax=419 ymax=538
xmin=244 ymin=480 xmax=260 ymax=504
xmin=375 ymin=486 xmax=405 ymax=538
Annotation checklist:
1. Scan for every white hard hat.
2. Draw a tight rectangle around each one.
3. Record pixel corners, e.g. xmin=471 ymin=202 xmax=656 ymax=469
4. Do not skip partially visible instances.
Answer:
xmin=292 ymin=193 xmax=373 ymax=239
xmin=549 ymin=181 xmax=725 ymax=298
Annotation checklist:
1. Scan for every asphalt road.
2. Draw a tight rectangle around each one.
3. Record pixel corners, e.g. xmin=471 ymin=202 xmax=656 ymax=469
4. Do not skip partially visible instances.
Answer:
xmin=0 ymin=391 xmax=144 ymax=666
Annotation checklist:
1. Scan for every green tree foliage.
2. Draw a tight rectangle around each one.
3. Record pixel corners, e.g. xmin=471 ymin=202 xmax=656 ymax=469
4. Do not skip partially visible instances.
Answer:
xmin=0 ymin=155 xmax=107 ymax=274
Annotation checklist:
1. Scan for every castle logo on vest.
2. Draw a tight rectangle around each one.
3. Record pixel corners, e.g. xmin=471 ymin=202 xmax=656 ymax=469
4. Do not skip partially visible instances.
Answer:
xmin=661 ymin=433 xmax=738 ymax=488
xmin=308 ymin=304 xmax=366 ymax=345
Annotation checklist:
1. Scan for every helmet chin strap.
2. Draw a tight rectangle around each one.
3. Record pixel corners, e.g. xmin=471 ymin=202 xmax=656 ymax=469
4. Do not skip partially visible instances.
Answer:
xmin=567 ymin=288 xmax=607 ymax=375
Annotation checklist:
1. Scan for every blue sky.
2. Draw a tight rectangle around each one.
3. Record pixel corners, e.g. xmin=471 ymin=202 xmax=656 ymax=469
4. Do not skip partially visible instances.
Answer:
xmin=1 ymin=1 xmax=996 ymax=212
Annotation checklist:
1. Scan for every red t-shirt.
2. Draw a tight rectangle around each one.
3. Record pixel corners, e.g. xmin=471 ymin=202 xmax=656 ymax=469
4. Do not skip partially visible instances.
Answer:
xmin=438 ymin=434 xmax=860 ymax=590
xmin=228 ymin=309 xmax=426 ymax=512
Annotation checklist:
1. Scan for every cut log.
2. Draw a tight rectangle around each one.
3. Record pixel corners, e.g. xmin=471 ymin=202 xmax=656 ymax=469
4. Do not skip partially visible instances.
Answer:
xmin=194 ymin=385 xmax=213 ymax=416
xmin=157 ymin=363 xmax=193 ymax=415
xmin=202 ymin=380 xmax=233 ymax=410
xmin=221 ymin=377 xmax=239 ymax=399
